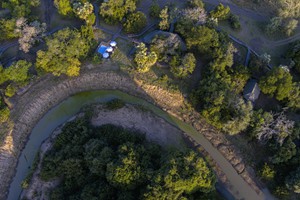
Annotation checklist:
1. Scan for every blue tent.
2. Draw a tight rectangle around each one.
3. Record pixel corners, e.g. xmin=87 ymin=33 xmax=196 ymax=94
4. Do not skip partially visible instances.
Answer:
xmin=98 ymin=45 xmax=107 ymax=55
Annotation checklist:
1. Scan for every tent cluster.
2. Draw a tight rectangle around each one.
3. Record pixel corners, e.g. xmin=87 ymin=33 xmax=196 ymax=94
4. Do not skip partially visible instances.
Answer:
xmin=97 ymin=41 xmax=117 ymax=58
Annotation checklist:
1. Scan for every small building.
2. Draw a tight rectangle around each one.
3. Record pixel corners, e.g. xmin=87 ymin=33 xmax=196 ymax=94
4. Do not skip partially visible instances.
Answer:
xmin=243 ymin=79 xmax=260 ymax=102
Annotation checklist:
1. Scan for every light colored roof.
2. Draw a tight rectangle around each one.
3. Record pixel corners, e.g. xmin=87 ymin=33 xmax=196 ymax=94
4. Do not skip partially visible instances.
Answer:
xmin=243 ymin=79 xmax=260 ymax=102
xmin=106 ymin=46 xmax=113 ymax=52
xmin=103 ymin=52 xmax=109 ymax=58
xmin=110 ymin=41 xmax=117 ymax=47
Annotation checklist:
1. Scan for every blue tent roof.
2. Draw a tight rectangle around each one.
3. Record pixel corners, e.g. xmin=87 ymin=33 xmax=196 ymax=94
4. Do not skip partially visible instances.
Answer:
xmin=98 ymin=45 xmax=107 ymax=55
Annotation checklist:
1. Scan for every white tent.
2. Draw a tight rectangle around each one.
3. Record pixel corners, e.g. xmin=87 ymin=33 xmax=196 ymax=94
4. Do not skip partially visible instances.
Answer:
xmin=103 ymin=52 xmax=109 ymax=58
xmin=110 ymin=41 xmax=117 ymax=47
xmin=106 ymin=46 xmax=113 ymax=52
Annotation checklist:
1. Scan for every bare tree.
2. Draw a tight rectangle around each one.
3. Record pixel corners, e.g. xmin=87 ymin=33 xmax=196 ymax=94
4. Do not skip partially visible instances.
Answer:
xmin=15 ymin=17 xmax=46 ymax=53
xmin=180 ymin=7 xmax=207 ymax=25
xmin=256 ymin=111 xmax=295 ymax=145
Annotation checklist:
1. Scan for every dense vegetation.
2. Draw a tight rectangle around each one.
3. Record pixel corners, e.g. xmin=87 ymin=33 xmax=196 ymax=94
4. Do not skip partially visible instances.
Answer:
xmin=54 ymin=0 xmax=96 ymax=25
xmin=36 ymin=26 xmax=94 ymax=76
xmin=39 ymin=117 xmax=216 ymax=199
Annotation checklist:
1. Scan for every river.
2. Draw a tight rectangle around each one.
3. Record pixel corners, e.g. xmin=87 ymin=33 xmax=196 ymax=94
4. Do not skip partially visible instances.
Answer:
xmin=7 ymin=90 xmax=265 ymax=200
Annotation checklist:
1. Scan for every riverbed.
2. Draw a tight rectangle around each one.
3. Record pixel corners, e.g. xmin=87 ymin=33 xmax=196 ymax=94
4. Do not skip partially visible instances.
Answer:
xmin=7 ymin=90 xmax=266 ymax=200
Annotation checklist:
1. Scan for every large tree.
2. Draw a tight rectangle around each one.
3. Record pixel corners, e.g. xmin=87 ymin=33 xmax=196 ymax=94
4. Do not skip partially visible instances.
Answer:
xmin=286 ymin=167 xmax=300 ymax=193
xmin=185 ymin=26 xmax=220 ymax=55
xmin=100 ymin=0 xmax=137 ymax=24
xmin=2 ymin=0 xmax=40 ymax=17
xmin=123 ymin=11 xmax=147 ymax=34
xmin=259 ymin=67 xmax=293 ymax=101
xmin=36 ymin=28 xmax=90 ymax=77
xmin=171 ymin=53 xmax=196 ymax=79
xmin=134 ymin=43 xmax=157 ymax=73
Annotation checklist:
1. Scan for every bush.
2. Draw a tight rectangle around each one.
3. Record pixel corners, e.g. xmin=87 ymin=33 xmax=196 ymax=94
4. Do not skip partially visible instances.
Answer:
xmin=229 ymin=14 xmax=241 ymax=30
xmin=123 ymin=11 xmax=147 ymax=34
xmin=210 ymin=3 xmax=230 ymax=21
xmin=259 ymin=163 xmax=275 ymax=182
xmin=149 ymin=3 xmax=160 ymax=18
xmin=106 ymin=99 xmax=125 ymax=110
xmin=0 ymin=107 xmax=10 ymax=123
xmin=5 ymin=84 xmax=17 ymax=97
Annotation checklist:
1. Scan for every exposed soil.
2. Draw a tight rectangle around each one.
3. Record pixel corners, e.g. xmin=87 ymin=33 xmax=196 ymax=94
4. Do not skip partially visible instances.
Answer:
xmin=0 ymin=66 xmax=268 ymax=200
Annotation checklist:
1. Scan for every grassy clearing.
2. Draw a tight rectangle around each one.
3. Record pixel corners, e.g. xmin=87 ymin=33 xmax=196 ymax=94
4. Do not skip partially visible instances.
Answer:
xmin=111 ymin=38 xmax=133 ymax=66
xmin=93 ymin=29 xmax=112 ymax=42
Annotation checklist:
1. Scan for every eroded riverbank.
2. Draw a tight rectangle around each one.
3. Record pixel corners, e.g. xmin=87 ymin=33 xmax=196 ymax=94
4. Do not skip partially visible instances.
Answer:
xmin=0 ymin=68 xmax=270 ymax=200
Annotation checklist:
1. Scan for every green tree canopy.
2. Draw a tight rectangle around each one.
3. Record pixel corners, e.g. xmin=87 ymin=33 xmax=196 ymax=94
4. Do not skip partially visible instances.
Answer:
xmin=134 ymin=43 xmax=158 ymax=73
xmin=0 ymin=60 xmax=31 ymax=85
xmin=0 ymin=19 xmax=19 ymax=41
xmin=54 ymin=0 xmax=73 ymax=16
xmin=2 ymin=0 xmax=40 ymax=17
xmin=286 ymin=167 xmax=300 ymax=193
xmin=39 ymin=118 xmax=216 ymax=199
xmin=171 ymin=53 xmax=196 ymax=79
xmin=159 ymin=6 xmax=170 ymax=31
xmin=123 ymin=11 xmax=147 ymax=34
xmin=36 ymin=28 xmax=91 ymax=77
xmin=209 ymin=3 xmax=230 ymax=21
xmin=259 ymin=67 xmax=293 ymax=101
xmin=100 ymin=0 xmax=137 ymax=24
xmin=186 ymin=26 xmax=220 ymax=55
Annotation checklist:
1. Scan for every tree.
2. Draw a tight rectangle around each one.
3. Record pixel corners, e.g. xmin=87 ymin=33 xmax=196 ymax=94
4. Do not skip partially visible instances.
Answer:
xmin=287 ymin=82 xmax=300 ymax=110
xmin=171 ymin=53 xmax=196 ymax=78
xmin=287 ymin=41 xmax=300 ymax=73
xmin=0 ymin=106 xmax=10 ymax=123
xmin=187 ymin=0 xmax=204 ymax=8
xmin=253 ymin=111 xmax=295 ymax=145
xmin=106 ymin=143 xmax=144 ymax=190
xmin=209 ymin=3 xmax=230 ymax=20
xmin=284 ymin=18 xmax=298 ymax=36
xmin=144 ymin=151 xmax=215 ymax=199
xmin=1 ymin=60 xmax=31 ymax=84
xmin=36 ymin=28 xmax=90 ymax=76
xmin=195 ymin=74 xmax=252 ymax=135
xmin=180 ymin=7 xmax=207 ymax=26
xmin=134 ymin=43 xmax=157 ymax=73
xmin=2 ymin=0 xmax=40 ymax=17
xmin=186 ymin=26 xmax=219 ymax=55
xmin=229 ymin=14 xmax=241 ymax=30
xmin=259 ymin=67 xmax=293 ymax=101
xmin=72 ymin=1 xmax=95 ymax=25
xmin=286 ymin=167 xmax=300 ymax=193
xmin=123 ymin=11 xmax=147 ymax=34
xmin=159 ymin=7 xmax=170 ymax=31
xmin=149 ymin=2 xmax=160 ymax=18
xmin=15 ymin=18 xmax=46 ymax=53
xmin=54 ymin=0 xmax=73 ymax=16
xmin=0 ymin=19 xmax=19 ymax=41
xmin=266 ymin=17 xmax=283 ymax=35
xmin=100 ymin=0 xmax=137 ymax=24
xmin=259 ymin=163 xmax=275 ymax=181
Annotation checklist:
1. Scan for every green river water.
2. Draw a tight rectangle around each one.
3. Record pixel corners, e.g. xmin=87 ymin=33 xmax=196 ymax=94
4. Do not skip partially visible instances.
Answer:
xmin=7 ymin=90 xmax=267 ymax=200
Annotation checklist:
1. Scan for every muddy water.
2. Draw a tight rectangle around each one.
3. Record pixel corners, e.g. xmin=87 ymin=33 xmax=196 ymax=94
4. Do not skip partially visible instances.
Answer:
xmin=7 ymin=90 xmax=264 ymax=200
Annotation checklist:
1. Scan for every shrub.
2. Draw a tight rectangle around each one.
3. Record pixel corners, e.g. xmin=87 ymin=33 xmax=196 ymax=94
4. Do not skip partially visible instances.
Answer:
xmin=229 ymin=14 xmax=241 ymax=30
xmin=149 ymin=3 xmax=160 ymax=18
xmin=123 ymin=11 xmax=147 ymax=34
xmin=106 ymin=99 xmax=125 ymax=110
xmin=0 ymin=107 xmax=10 ymax=123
